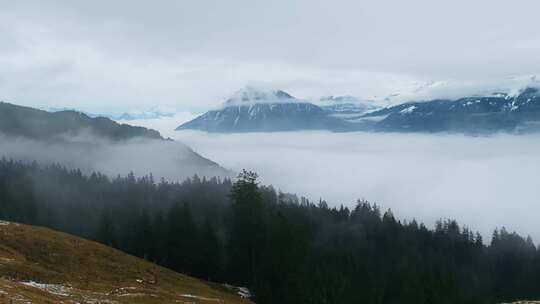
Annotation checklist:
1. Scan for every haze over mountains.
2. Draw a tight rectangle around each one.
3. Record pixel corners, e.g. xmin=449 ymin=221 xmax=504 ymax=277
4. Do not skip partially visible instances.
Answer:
xmin=318 ymin=95 xmax=378 ymax=116
xmin=46 ymin=105 xmax=177 ymax=122
xmin=177 ymin=85 xmax=540 ymax=135
xmin=0 ymin=102 xmax=229 ymax=180
xmin=0 ymin=102 xmax=163 ymax=141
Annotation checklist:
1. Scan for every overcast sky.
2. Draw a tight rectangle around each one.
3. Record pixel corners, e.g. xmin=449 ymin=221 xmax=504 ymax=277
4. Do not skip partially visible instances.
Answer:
xmin=2 ymin=0 xmax=540 ymax=112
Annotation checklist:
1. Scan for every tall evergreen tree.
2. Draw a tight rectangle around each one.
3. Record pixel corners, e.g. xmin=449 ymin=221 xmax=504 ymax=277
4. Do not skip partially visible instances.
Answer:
xmin=97 ymin=212 xmax=116 ymax=247
xmin=228 ymin=170 xmax=266 ymax=286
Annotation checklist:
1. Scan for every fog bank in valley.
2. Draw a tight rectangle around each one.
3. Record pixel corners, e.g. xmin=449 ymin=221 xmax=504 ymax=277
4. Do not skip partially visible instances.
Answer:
xmin=174 ymin=130 xmax=540 ymax=241
xmin=0 ymin=134 xmax=229 ymax=182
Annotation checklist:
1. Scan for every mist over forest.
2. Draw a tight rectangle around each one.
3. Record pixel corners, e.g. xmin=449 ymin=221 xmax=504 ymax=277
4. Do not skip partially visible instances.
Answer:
xmin=172 ymin=130 xmax=540 ymax=242
xmin=0 ymin=134 xmax=228 ymax=181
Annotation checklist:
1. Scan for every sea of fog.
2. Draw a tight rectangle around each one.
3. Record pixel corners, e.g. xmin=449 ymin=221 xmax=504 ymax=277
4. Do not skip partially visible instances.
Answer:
xmin=123 ymin=116 xmax=540 ymax=242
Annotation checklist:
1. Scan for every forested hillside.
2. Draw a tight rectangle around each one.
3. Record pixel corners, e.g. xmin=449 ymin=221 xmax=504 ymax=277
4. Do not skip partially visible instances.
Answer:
xmin=0 ymin=102 xmax=163 ymax=141
xmin=1 ymin=160 xmax=539 ymax=304
xmin=0 ymin=102 xmax=230 ymax=181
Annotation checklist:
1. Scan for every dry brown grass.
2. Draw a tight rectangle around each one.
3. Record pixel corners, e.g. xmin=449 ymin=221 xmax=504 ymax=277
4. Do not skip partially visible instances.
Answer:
xmin=0 ymin=221 xmax=253 ymax=304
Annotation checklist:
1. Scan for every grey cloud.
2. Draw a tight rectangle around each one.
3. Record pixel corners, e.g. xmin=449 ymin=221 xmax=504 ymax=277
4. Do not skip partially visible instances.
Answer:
xmin=1 ymin=0 xmax=540 ymax=111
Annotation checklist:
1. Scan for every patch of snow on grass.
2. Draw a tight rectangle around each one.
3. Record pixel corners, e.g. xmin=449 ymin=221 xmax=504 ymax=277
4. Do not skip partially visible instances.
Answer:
xmin=0 ymin=257 xmax=15 ymax=263
xmin=180 ymin=294 xmax=224 ymax=302
xmin=221 ymin=284 xmax=253 ymax=299
xmin=20 ymin=281 xmax=71 ymax=297
xmin=118 ymin=293 xmax=155 ymax=297
xmin=237 ymin=287 xmax=252 ymax=298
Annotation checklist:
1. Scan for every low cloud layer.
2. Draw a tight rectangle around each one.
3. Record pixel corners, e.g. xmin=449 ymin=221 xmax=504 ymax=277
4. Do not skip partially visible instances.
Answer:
xmin=173 ymin=130 xmax=540 ymax=242
xmin=0 ymin=134 xmax=228 ymax=182
xmin=116 ymin=112 xmax=198 ymax=139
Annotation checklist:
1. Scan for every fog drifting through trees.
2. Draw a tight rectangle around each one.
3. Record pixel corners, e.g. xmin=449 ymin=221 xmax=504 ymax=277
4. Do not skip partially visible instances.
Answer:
xmin=0 ymin=134 xmax=229 ymax=182
xmin=172 ymin=130 xmax=540 ymax=242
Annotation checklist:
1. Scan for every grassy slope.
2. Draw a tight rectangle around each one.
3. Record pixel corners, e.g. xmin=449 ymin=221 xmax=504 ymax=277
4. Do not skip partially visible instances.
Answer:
xmin=0 ymin=221 xmax=253 ymax=304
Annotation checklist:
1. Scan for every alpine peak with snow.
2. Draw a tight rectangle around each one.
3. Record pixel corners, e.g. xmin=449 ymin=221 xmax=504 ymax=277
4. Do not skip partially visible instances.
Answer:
xmin=360 ymin=86 xmax=540 ymax=134
xmin=177 ymin=84 xmax=540 ymax=134
xmin=176 ymin=87 xmax=348 ymax=132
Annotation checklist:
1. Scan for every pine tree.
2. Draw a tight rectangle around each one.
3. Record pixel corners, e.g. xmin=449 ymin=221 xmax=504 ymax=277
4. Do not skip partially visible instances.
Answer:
xmin=97 ymin=212 xmax=116 ymax=247
xmin=199 ymin=218 xmax=223 ymax=281
xmin=228 ymin=170 xmax=266 ymax=286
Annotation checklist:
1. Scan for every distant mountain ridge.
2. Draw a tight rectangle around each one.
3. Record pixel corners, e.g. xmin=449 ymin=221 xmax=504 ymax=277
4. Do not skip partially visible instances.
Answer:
xmin=0 ymin=101 xmax=230 ymax=179
xmin=47 ymin=106 xmax=176 ymax=121
xmin=112 ymin=106 xmax=177 ymax=121
xmin=1 ymin=102 xmax=163 ymax=141
xmin=177 ymin=86 xmax=540 ymax=134
xmin=358 ymin=87 xmax=540 ymax=134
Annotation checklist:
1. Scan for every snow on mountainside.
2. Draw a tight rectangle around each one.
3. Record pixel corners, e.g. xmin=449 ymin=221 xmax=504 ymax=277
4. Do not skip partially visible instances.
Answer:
xmin=176 ymin=87 xmax=348 ymax=132
xmin=177 ymin=84 xmax=540 ymax=134
xmin=317 ymin=95 xmax=379 ymax=116
xmin=358 ymin=87 xmax=540 ymax=134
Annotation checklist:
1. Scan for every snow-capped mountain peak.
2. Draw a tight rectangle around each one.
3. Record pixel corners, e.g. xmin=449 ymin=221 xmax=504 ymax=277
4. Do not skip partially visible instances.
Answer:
xmin=177 ymin=87 xmax=350 ymax=132
xmin=224 ymin=87 xmax=297 ymax=106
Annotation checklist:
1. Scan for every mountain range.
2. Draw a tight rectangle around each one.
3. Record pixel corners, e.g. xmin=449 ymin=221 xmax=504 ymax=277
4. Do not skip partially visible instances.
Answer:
xmin=176 ymin=86 xmax=540 ymax=134
xmin=359 ymin=87 xmax=540 ymax=134
xmin=47 ymin=106 xmax=176 ymax=121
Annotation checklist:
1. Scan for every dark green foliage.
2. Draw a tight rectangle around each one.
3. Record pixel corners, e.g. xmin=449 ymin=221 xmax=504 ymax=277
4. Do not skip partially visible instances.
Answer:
xmin=97 ymin=212 xmax=117 ymax=247
xmin=228 ymin=170 xmax=267 ymax=286
xmin=0 ymin=159 xmax=538 ymax=304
